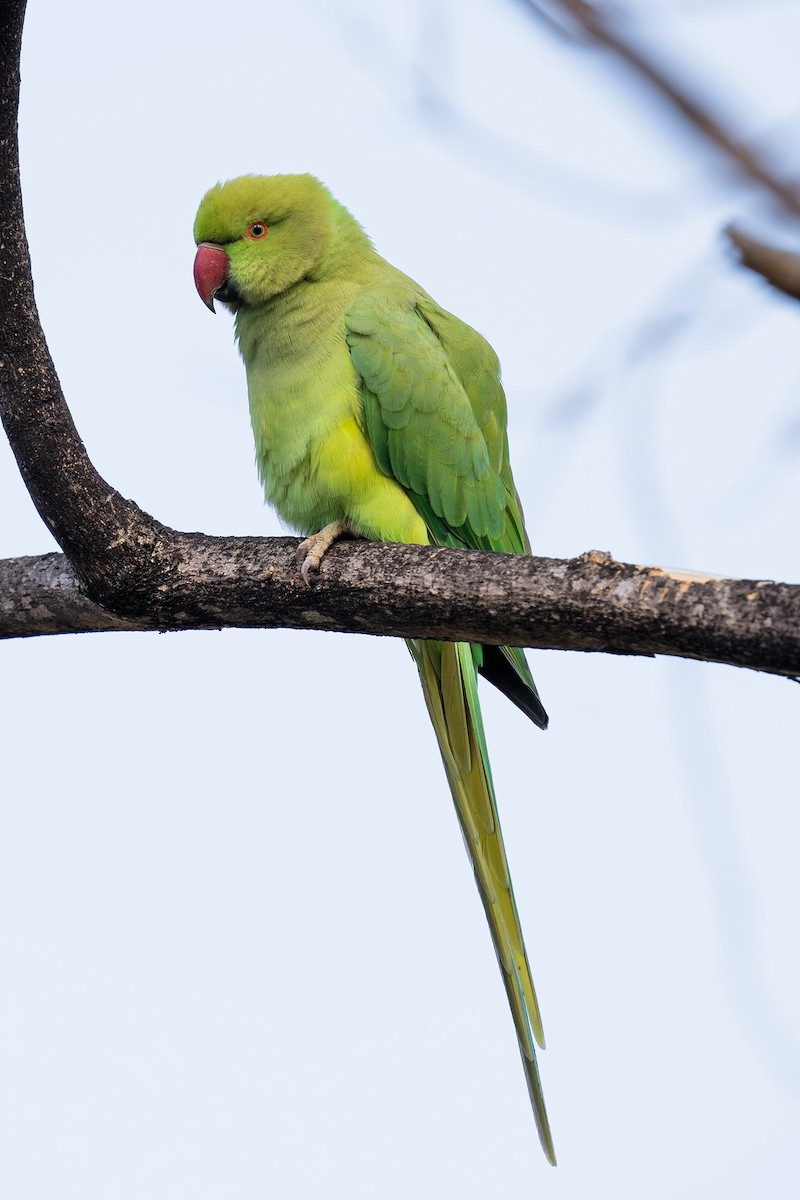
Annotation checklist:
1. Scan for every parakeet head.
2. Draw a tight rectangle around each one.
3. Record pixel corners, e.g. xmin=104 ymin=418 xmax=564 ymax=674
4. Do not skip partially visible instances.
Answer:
xmin=193 ymin=173 xmax=358 ymax=311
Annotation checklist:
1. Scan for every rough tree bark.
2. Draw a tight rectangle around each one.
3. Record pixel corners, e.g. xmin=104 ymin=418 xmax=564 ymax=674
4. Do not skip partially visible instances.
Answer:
xmin=2 ymin=547 xmax=799 ymax=682
xmin=1 ymin=0 xmax=798 ymax=685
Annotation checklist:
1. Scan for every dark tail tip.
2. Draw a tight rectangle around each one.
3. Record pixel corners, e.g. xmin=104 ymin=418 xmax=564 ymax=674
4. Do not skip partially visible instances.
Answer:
xmin=478 ymin=645 xmax=549 ymax=730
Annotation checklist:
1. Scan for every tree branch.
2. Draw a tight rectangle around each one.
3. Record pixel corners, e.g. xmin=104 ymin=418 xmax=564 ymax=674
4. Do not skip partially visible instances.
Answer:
xmin=0 ymin=0 xmax=171 ymax=604
xmin=1 ymin=544 xmax=798 ymax=681
xmin=2 ymin=0 xmax=798 ymax=688
xmin=725 ymin=226 xmax=800 ymax=302
xmin=517 ymin=0 xmax=800 ymax=219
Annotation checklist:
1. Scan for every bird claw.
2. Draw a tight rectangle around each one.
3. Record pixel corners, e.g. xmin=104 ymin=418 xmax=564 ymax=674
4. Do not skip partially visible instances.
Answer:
xmin=295 ymin=521 xmax=350 ymax=587
xmin=295 ymin=539 xmax=320 ymax=586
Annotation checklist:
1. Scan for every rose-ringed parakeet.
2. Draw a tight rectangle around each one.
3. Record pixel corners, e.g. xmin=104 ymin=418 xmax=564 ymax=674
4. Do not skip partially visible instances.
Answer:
xmin=193 ymin=174 xmax=555 ymax=1164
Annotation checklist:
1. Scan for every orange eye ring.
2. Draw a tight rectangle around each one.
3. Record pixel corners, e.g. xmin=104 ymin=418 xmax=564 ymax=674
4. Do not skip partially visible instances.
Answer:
xmin=245 ymin=221 xmax=269 ymax=241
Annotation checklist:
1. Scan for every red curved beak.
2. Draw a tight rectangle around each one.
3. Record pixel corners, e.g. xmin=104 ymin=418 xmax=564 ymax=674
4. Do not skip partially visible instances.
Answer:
xmin=193 ymin=243 xmax=230 ymax=312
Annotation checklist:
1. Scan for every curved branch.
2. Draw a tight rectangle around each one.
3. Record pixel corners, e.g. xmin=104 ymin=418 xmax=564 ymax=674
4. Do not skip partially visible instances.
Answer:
xmin=0 ymin=0 xmax=171 ymax=601
xmin=1 ymin=544 xmax=798 ymax=681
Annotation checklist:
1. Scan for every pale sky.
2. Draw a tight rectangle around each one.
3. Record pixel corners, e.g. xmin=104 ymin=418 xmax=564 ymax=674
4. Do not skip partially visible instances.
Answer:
xmin=2 ymin=1 xmax=799 ymax=1196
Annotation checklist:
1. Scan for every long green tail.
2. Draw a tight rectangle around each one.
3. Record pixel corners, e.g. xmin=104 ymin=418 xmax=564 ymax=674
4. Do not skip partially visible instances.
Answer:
xmin=408 ymin=638 xmax=556 ymax=1165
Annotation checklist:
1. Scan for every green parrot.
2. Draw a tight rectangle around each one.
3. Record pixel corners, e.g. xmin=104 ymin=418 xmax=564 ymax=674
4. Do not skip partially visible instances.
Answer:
xmin=193 ymin=174 xmax=555 ymax=1164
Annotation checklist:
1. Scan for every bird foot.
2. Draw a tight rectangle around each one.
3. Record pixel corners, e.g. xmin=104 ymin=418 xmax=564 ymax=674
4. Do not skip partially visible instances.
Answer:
xmin=295 ymin=521 xmax=351 ymax=586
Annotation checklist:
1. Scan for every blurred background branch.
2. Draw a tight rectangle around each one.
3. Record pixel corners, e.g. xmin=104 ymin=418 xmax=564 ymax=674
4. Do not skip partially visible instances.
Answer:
xmin=516 ymin=0 xmax=800 ymax=218
xmin=726 ymin=226 xmax=800 ymax=301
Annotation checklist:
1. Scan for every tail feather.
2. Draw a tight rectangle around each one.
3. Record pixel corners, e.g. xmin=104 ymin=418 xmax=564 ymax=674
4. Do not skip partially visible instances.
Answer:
xmin=478 ymin=645 xmax=549 ymax=730
xmin=408 ymin=638 xmax=556 ymax=1166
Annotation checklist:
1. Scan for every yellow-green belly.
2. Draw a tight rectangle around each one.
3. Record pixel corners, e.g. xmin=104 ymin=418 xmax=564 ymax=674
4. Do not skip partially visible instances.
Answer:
xmin=241 ymin=298 xmax=427 ymax=546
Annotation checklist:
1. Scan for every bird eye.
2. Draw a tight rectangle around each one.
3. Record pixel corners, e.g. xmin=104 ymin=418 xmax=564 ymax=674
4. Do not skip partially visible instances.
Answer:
xmin=246 ymin=221 xmax=269 ymax=240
